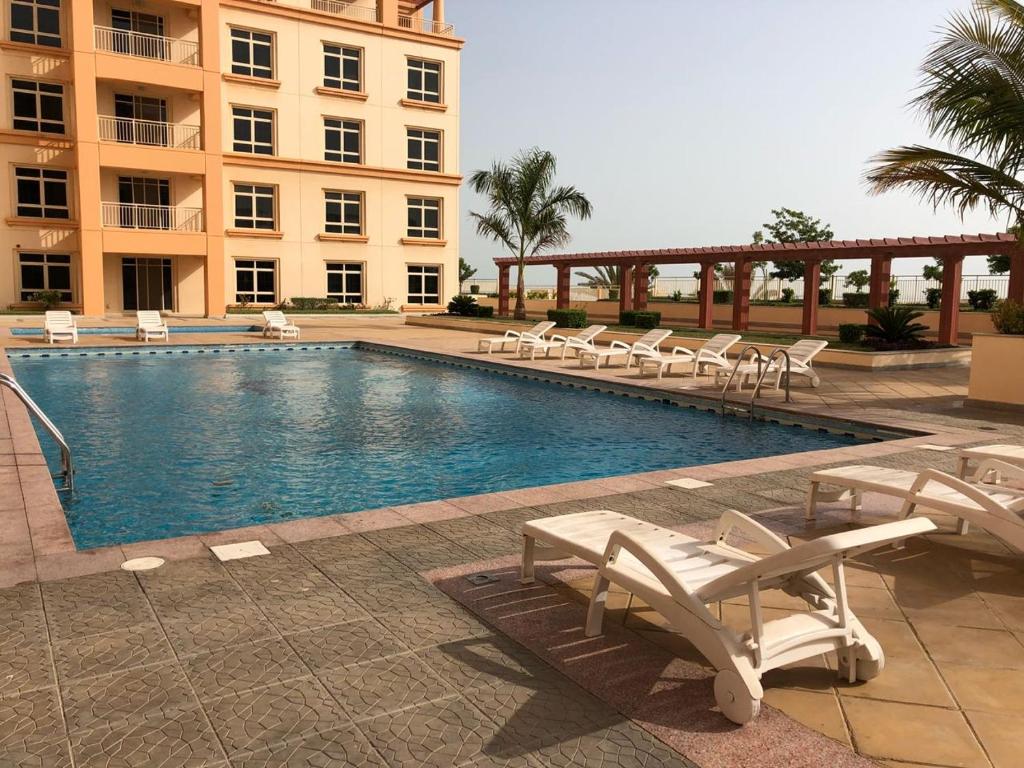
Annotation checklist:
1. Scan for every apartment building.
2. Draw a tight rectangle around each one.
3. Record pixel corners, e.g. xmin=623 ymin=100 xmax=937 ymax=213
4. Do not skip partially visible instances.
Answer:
xmin=0 ymin=0 xmax=460 ymax=316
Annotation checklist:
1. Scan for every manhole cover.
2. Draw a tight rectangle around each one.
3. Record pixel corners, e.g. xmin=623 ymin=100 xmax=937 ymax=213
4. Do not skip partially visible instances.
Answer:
xmin=121 ymin=557 xmax=165 ymax=572
xmin=465 ymin=573 xmax=500 ymax=586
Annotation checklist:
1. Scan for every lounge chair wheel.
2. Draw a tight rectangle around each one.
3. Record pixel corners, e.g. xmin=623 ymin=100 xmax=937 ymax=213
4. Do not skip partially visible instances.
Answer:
xmin=713 ymin=670 xmax=760 ymax=724
xmin=838 ymin=642 xmax=885 ymax=682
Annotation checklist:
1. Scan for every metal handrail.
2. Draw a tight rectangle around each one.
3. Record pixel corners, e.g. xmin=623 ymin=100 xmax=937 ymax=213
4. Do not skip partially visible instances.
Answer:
xmin=98 ymin=115 xmax=201 ymax=150
xmin=101 ymin=202 xmax=204 ymax=232
xmin=750 ymin=348 xmax=793 ymax=410
xmin=310 ymin=0 xmax=380 ymax=22
xmin=94 ymin=25 xmax=199 ymax=66
xmin=0 ymin=373 xmax=73 ymax=492
xmin=720 ymin=345 xmax=763 ymax=414
xmin=398 ymin=14 xmax=455 ymax=36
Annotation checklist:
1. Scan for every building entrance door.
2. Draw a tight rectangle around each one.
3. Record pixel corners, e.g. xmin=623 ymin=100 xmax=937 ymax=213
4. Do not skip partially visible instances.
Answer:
xmin=122 ymin=258 xmax=172 ymax=311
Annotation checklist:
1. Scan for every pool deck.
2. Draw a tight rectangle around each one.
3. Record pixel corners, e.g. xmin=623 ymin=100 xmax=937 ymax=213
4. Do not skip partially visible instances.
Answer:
xmin=2 ymin=315 xmax=1023 ymax=768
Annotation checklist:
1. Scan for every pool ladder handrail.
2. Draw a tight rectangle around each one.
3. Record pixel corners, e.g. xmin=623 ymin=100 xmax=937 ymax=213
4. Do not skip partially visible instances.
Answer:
xmin=0 ymin=373 xmax=74 ymax=492
xmin=719 ymin=346 xmax=793 ymax=419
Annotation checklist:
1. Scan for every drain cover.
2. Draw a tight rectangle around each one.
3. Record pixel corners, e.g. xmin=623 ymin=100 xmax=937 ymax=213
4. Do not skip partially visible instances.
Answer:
xmin=465 ymin=573 xmax=500 ymax=586
xmin=210 ymin=540 xmax=270 ymax=562
xmin=121 ymin=557 xmax=165 ymax=572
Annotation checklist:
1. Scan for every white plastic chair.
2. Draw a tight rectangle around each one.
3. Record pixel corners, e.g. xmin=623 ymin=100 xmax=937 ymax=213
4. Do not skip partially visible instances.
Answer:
xmin=717 ymin=339 xmax=828 ymax=389
xmin=135 ymin=310 xmax=169 ymax=342
xmin=637 ymin=333 xmax=742 ymax=379
xmin=262 ymin=310 xmax=300 ymax=340
xmin=43 ymin=311 xmax=78 ymax=344
xmin=577 ymin=329 xmax=673 ymax=369
xmin=477 ymin=321 xmax=556 ymax=354
xmin=518 ymin=325 xmax=608 ymax=360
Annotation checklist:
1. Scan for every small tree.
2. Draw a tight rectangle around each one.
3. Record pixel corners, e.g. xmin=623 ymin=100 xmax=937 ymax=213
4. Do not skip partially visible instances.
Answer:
xmin=458 ymin=257 xmax=477 ymax=288
xmin=575 ymin=265 xmax=660 ymax=290
xmin=987 ymin=254 xmax=1011 ymax=274
xmin=845 ymin=270 xmax=870 ymax=293
xmin=758 ymin=208 xmax=837 ymax=287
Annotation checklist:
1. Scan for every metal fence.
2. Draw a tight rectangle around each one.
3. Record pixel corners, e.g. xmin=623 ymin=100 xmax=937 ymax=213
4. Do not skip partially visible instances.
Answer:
xmin=94 ymin=25 xmax=199 ymax=66
xmin=98 ymin=116 xmax=201 ymax=150
xmin=101 ymin=203 xmax=204 ymax=232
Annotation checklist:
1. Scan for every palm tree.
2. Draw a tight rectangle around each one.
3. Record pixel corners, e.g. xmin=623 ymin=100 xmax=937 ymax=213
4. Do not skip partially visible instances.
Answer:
xmin=469 ymin=148 xmax=592 ymax=320
xmin=866 ymin=0 xmax=1024 ymax=230
xmin=574 ymin=265 xmax=660 ymax=291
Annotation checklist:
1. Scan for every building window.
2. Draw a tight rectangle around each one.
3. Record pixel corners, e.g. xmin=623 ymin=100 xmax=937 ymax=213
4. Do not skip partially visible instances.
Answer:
xmin=407 ymin=265 xmax=440 ymax=304
xmin=407 ymin=197 xmax=441 ymax=239
xmin=324 ymin=118 xmax=361 ymax=163
xmin=407 ymin=128 xmax=440 ymax=172
xmin=19 ymin=252 xmax=71 ymax=302
xmin=325 ymin=190 xmax=362 ymax=235
xmin=232 ymin=106 xmax=274 ymax=155
xmin=10 ymin=0 xmax=61 ymax=47
xmin=407 ymin=58 xmax=441 ymax=103
xmin=234 ymin=259 xmax=276 ymax=303
xmin=323 ymin=43 xmax=361 ymax=91
xmin=12 ymin=79 xmax=64 ymax=134
xmin=230 ymin=28 xmax=273 ymax=79
xmin=15 ymin=166 xmax=69 ymax=219
xmin=326 ymin=263 xmax=363 ymax=304
xmin=233 ymin=184 xmax=275 ymax=230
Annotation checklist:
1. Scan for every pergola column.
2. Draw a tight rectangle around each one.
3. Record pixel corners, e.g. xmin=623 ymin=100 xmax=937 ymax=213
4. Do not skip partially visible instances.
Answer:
xmin=802 ymin=261 xmax=821 ymax=335
xmin=731 ymin=259 xmax=752 ymax=330
xmin=869 ymin=254 xmax=892 ymax=310
xmin=1008 ymin=251 xmax=1024 ymax=303
xmin=555 ymin=265 xmax=570 ymax=309
xmin=697 ymin=262 xmax=715 ymax=329
xmin=938 ymin=255 xmax=964 ymax=346
xmin=634 ymin=264 xmax=649 ymax=310
xmin=497 ymin=265 xmax=510 ymax=316
xmin=618 ymin=265 xmax=634 ymax=314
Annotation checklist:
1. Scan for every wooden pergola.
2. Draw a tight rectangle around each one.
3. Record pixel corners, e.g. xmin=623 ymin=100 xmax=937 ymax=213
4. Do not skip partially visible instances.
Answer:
xmin=493 ymin=233 xmax=1024 ymax=345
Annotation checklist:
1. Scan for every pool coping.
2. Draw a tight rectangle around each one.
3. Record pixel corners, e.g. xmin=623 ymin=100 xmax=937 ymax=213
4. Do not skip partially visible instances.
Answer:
xmin=0 ymin=333 xmax=993 ymax=588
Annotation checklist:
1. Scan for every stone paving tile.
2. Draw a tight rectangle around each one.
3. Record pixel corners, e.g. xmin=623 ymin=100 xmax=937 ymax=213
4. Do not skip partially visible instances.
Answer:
xmin=184 ymin=638 xmax=310 ymax=701
xmin=69 ymin=705 xmax=226 ymax=767
xmin=248 ymin=585 xmax=372 ymax=635
xmin=227 ymin=724 xmax=387 ymax=768
xmin=162 ymin=604 xmax=278 ymax=657
xmin=388 ymin=541 xmax=481 ymax=571
xmin=40 ymin=572 xmax=152 ymax=640
xmin=283 ymin=619 xmax=410 ymax=673
xmin=145 ymin=578 xmax=253 ymax=621
xmin=320 ymin=651 xmax=456 ymax=721
xmin=0 ymin=735 xmax=74 ymax=768
xmin=376 ymin=604 xmax=493 ymax=650
xmin=0 ymin=686 xmax=65 ymax=753
xmin=61 ymin=662 xmax=196 ymax=734
xmin=292 ymin=533 xmax=384 ymax=562
xmin=342 ymin=574 xmax=451 ymax=613
xmin=135 ymin=555 xmax=229 ymax=592
xmin=527 ymin=721 xmax=699 ymax=768
xmin=424 ymin=516 xmax=512 ymax=541
xmin=361 ymin=525 xmax=452 ymax=551
xmin=202 ymin=677 xmax=349 ymax=758
xmin=416 ymin=636 xmax=558 ymax=693
xmin=311 ymin=552 xmax=415 ymax=587
xmin=52 ymin=622 xmax=174 ymax=683
xmin=0 ymin=608 xmax=53 ymax=695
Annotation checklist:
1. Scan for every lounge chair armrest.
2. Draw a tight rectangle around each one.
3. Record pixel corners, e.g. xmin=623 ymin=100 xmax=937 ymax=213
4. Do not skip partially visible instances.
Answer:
xmin=712 ymin=509 xmax=790 ymax=555
xmin=909 ymin=468 xmax=1009 ymax=512
xmin=972 ymin=458 xmax=1024 ymax=486
xmin=609 ymin=340 xmax=630 ymax=350
xmin=549 ymin=334 xmax=568 ymax=343
xmin=670 ymin=346 xmax=694 ymax=356
xmin=503 ymin=330 xmax=521 ymax=339
xmin=600 ymin=529 xmax=698 ymax=610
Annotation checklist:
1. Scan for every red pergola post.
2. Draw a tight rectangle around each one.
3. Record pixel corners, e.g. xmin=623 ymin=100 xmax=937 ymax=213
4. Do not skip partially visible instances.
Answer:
xmin=697 ymin=261 xmax=715 ymax=329
xmin=938 ymin=255 xmax=964 ymax=345
xmin=869 ymin=254 xmax=892 ymax=310
xmin=802 ymin=261 xmax=821 ymax=336
xmin=555 ymin=266 xmax=570 ymax=309
xmin=634 ymin=264 xmax=649 ymax=310
xmin=618 ymin=265 xmax=634 ymax=315
xmin=732 ymin=259 xmax=752 ymax=330
xmin=1008 ymin=251 xmax=1024 ymax=303
xmin=497 ymin=265 xmax=510 ymax=316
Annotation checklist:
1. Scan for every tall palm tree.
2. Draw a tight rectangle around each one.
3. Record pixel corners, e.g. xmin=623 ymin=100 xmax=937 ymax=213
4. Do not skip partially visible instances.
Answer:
xmin=866 ymin=0 xmax=1024 ymax=230
xmin=469 ymin=149 xmax=592 ymax=320
xmin=574 ymin=265 xmax=660 ymax=295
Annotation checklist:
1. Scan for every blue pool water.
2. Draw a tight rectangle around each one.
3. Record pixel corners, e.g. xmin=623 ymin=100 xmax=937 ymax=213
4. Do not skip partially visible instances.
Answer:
xmin=10 ymin=325 xmax=260 ymax=336
xmin=10 ymin=346 xmax=863 ymax=548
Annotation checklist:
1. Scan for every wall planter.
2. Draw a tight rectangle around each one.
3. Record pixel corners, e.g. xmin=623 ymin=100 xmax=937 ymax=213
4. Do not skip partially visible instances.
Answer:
xmin=967 ymin=333 xmax=1024 ymax=410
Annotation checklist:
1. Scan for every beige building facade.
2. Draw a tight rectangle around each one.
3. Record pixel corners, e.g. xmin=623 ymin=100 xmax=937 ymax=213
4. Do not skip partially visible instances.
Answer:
xmin=0 ymin=0 xmax=461 ymax=316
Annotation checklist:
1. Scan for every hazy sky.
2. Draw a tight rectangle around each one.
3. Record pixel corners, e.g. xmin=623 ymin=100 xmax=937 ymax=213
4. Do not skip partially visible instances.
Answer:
xmin=453 ymin=0 xmax=1002 ymax=281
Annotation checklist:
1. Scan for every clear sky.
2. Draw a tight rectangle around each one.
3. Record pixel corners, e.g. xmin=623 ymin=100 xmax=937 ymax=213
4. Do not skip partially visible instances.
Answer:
xmin=453 ymin=0 xmax=1002 ymax=282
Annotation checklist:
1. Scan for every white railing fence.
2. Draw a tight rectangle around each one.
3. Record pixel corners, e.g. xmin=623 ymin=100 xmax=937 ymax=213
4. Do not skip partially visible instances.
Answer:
xmin=309 ymin=0 xmax=379 ymax=22
xmin=94 ymin=25 xmax=199 ymax=66
xmin=398 ymin=14 xmax=454 ymax=36
xmin=97 ymin=116 xmax=201 ymax=150
xmin=101 ymin=202 xmax=204 ymax=232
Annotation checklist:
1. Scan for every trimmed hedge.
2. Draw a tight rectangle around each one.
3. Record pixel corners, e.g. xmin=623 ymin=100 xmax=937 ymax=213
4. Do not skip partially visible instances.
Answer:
xmin=838 ymin=323 xmax=865 ymax=343
xmin=620 ymin=310 xmax=662 ymax=328
xmin=967 ymin=289 xmax=998 ymax=311
xmin=713 ymin=290 xmax=733 ymax=304
xmin=476 ymin=305 xmax=494 ymax=318
xmin=842 ymin=292 xmax=869 ymax=308
xmin=546 ymin=308 xmax=587 ymax=328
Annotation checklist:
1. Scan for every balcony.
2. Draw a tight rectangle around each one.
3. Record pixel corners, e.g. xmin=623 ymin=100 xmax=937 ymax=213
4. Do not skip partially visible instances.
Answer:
xmin=98 ymin=116 xmax=201 ymax=150
xmin=398 ymin=14 xmax=454 ymax=36
xmin=102 ymin=203 xmax=203 ymax=232
xmin=309 ymin=0 xmax=379 ymax=23
xmin=94 ymin=26 xmax=199 ymax=66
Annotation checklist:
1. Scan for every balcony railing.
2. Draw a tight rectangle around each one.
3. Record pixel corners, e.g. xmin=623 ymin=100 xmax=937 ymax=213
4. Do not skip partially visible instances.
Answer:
xmin=94 ymin=25 xmax=199 ymax=66
xmin=102 ymin=202 xmax=204 ymax=232
xmin=309 ymin=0 xmax=379 ymax=23
xmin=98 ymin=116 xmax=201 ymax=150
xmin=398 ymin=14 xmax=454 ymax=36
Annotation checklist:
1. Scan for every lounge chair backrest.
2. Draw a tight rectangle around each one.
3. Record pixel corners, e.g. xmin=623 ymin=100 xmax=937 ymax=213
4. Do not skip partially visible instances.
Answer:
xmin=703 ymin=334 xmax=742 ymax=355
xmin=636 ymin=329 xmax=672 ymax=347
xmin=137 ymin=310 xmax=163 ymax=328
xmin=527 ymin=321 xmax=556 ymax=336
xmin=576 ymin=325 xmax=607 ymax=342
xmin=786 ymin=339 xmax=828 ymax=364
xmin=263 ymin=310 xmax=287 ymax=324
xmin=44 ymin=310 xmax=74 ymax=328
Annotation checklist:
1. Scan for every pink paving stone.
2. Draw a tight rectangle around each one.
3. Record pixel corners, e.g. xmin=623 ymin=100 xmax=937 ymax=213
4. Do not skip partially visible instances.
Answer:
xmin=265 ymin=516 xmax=347 ymax=543
xmin=199 ymin=524 xmax=285 ymax=548
xmin=591 ymin=475 xmax=664 ymax=493
xmin=120 ymin=535 xmax=208 ymax=563
xmin=335 ymin=507 xmax=409 ymax=533
xmin=499 ymin=484 xmax=581 ymax=506
xmin=390 ymin=499 xmax=469 ymax=523
xmin=446 ymin=491 xmax=521 ymax=515
xmin=14 ymin=453 xmax=47 ymax=467
xmin=0 ymin=558 xmax=37 ymax=588
xmin=35 ymin=546 xmax=126 ymax=582
xmin=0 ymin=438 xmax=14 ymax=454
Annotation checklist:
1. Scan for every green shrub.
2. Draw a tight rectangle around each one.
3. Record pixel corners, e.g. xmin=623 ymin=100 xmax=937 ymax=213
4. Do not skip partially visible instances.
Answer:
xmin=842 ymin=292 xmax=870 ymax=308
xmin=526 ymin=289 xmax=549 ymax=300
xmin=30 ymin=290 xmax=62 ymax=309
xmin=888 ymin=288 xmax=900 ymax=305
xmin=781 ymin=288 xmax=795 ymax=303
xmin=619 ymin=310 xmax=636 ymax=326
xmin=838 ymin=323 xmax=865 ymax=343
xmin=447 ymin=295 xmax=479 ymax=316
xmin=632 ymin=311 xmax=662 ymax=328
xmin=992 ymin=300 xmax=1024 ymax=334
xmin=547 ymin=308 xmax=587 ymax=328
xmin=671 ymin=290 xmax=683 ymax=302
xmin=967 ymin=289 xmax=998 ymax=311
xmin=288 ymin=297 xmax=336 ymax=310
xmin=818 ymin=288 xmax=832 ymax=305
xmin=713 ymin=290 xmax=733 ymax=304
xmin=925 ymin=288 xmax=942 ymax=309
xmin=476 ymin=305 xmax=494 ymax=318
xmin=864 ymin=306 xmax=929 ymax=346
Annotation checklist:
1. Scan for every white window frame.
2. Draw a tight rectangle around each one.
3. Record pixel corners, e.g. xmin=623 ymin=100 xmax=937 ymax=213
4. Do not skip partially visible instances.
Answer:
xmin=324 ymin=190 xmax=362 ymax=235
xmin=406 ymin=197 xmax=441 ymax=239
xmin=231 ymin=105 xmax=274 ymax=155
xmin=324 ymin=117 xmax=362 ymax=164
xmin=14 ymin=165 xmax=69 ymax=219
xmin=232 ymin=183 xmax=276 ymax=230
xmin=18 ymin=251 xmax=72 ymax=302
xmin=11 ymin=78 xmax=65 ymax=134
xmin=234 ymin=259 xmax=277 ymax=304
xmin=229 ymin=27 xmax=274 ymax=79
xmin=9 ymin=0 xmax=61 ymax=48
xmin=407 ymin=264 xmax=441 ymax=305
xmin=326 ymin=262 xmax=364 ymax=304
xmin=407 ymin=127 xmax=441 ymax=172
xmin=407 ymin=58 xmax=442 ymax=103
xmin=322 ymin=43 xmax=361 ymax=91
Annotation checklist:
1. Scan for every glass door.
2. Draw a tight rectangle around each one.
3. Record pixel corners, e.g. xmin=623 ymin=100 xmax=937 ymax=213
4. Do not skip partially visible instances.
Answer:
xmin=114 ymin=94 xmax=168 ymax=145
xmin=118 ymin=176 xmax=170 ymax=229
xmin=122 ymin=258 xmax=173 ymax=311
xmin=111 ymin=9 xmax=166 ymax=59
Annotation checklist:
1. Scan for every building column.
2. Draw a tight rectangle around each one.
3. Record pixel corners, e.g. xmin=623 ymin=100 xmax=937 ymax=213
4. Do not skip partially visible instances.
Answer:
xmin=869 ymin=254 xmax=892 ymax=310
xmin=497 ymin=265 xmax=510 ymax=316
xmin=1007 ymin=251 xmax=1024 ymax=303
xmin=618 ymin=265 xmax=633 ymax=314
xmin=634 ymin=264 xmax=649 ymax=310
xmin=731 ymin=259 xmax=752 ymax=330
xmin=432 ymin=0 xmax=444 ymax=23
xmin=938 ymin=254 xmax=964 ymax=346
xmin=697 ymin=262 xmax=715 ymax=329
xmin=200 ymin=0 xmax=225 ymax=317
xmin=555 ymin=265 xmax=570 ymax=309
xmin=802 ymin=261 xmax=821 ymax=335
xmin=378 ymin=0 xmax=399 ymax=25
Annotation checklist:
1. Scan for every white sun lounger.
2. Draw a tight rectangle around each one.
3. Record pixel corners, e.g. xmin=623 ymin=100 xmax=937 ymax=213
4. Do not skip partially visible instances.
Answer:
xmin=262 ymin=310 xmax=300 ymax=339
xmin=521 ymin=509 xmax=935 ymax=723
xmin=806 ymin=463 xmax=1024 ymax=552
xmin=717 ymin=339 xmax=828 ymax=389
xmin=957 ymin=444 xmax=1024 ymax=480
xmin=577 ymin=328 xmax=673 ymax=369
xmin=636 ymin=334 xmax=742 ymax=379
xmin=135 ymin=310 xmax=169 ymax=342
xmin=518 ymin=325 xmax=608 ymax=360
xmin=43 ymin=311 xmax=78 ymax=344
xmin=477 ymin=321 xmax=556 ymax=354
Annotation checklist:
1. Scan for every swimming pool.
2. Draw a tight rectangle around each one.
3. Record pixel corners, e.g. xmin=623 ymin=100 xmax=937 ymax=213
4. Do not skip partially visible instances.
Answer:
xmin=10 ymin=345 xmax=864 ymax=548
xmin=9 ymin=325 xmax=260 ymax=336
